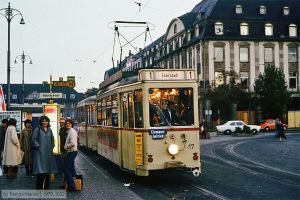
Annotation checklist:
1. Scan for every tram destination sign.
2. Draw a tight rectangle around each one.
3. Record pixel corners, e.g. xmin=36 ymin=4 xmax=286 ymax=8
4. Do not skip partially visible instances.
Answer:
xmin=149 ymin=129 xmax=167 ymax=139
xmin=139 ymin=69 xmax=196 ymax=81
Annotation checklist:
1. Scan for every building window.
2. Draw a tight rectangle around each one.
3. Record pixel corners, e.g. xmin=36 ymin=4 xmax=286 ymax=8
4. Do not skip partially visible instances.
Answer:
xmin=240 ymin=47 xmax=249 ymax=62
xmin=288 ymin=47 xmax=298 ymax=62
xmin=12 ymin=94 xmax=17 ymax=100
xmin=236 ymin=5 xmax=242 ymax=14
xmin=289 ymin=24 xmax=297 ymax=37
xmin=240 ymin=72 xmax=249 ymax=89
xmin=63 ymin=94 xmax=66 ymax=99
xmin=240 ymin=23 xmax=249 ymax=35
xmin=289 ymin=72 xmax=297 ymax=89
xmin=188 ymin=51 xmax=193 ymax=69
xmin=260 ymin=6 xmax=266 ymax=14
xmin=214 ymin=47 xmax=224 ymax=62
xmin=215 ymin=22 xmax=223 ymax=35
xmin=283 ymin=6 xmax=289 ymax=15
xmin=265 ymin=23 xmax=273 ymax=36
xmin=174 ymin=23 xmax=177 ymax=34
xmin=70 ymin=94 xmax=76 ymax=99
xmin=264 ymin=47 xmax=274 ymax=63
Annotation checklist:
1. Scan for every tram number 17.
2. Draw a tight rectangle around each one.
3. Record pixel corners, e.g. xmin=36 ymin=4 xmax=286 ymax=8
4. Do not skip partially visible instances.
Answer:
xmin=188 ymin=144 xmax=194 ymax=149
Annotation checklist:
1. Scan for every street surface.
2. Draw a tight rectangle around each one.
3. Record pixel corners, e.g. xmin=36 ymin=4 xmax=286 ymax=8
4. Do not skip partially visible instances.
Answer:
xmin=80 ymin=131 xmax=300 ymax=200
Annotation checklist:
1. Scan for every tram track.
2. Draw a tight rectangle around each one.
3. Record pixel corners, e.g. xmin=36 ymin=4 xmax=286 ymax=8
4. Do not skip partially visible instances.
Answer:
xmin=207 ymin=139 xmax=300 ymax=188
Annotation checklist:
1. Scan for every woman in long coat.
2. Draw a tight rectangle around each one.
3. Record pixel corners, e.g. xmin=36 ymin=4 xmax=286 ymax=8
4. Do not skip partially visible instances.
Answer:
xmin=20 ymin=119 xmax=33 ymax=175
xmin=32 ymin=116 xmax=57 ymax=189
xmin=2 ymin=118 xmax=20 ymax=179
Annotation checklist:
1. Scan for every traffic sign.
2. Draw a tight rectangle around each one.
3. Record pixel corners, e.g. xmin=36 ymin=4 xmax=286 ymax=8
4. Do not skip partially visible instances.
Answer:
xmin=52 ymin=81 xmax=75 ymax=88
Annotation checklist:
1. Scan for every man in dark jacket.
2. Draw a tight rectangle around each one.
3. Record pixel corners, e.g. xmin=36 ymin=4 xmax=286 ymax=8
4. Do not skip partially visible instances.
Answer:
xmin=58 ymin=118 xmax=68 ymax=189
xmin=0 ymin=119 xmax=8 ymax=168
xmin=162 ymin=101 xmax=180 ymax=126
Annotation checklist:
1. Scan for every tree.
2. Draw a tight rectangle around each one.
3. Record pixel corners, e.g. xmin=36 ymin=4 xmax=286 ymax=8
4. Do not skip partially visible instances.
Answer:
xmin=207 ymin=69 xmax=245 ymax=122
xmin=254 ymin=65 xmax=291 ymax=119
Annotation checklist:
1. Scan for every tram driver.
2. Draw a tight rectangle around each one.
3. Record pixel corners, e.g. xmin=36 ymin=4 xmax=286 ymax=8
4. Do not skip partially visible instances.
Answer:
xmin=162 ymin=101 xmax=181 ymax=126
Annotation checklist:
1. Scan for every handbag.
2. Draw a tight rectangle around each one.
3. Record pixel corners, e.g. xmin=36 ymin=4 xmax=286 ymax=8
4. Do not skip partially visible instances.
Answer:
xmin=17 ymin=150 xmax=24 ymax=165
xmin=200 ymin=126 xmax=204 ymax=132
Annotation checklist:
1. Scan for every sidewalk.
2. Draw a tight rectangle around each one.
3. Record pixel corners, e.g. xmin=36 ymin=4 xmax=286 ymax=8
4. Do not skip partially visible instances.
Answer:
xmin=0 ymin=152 xmax=142 ymax=200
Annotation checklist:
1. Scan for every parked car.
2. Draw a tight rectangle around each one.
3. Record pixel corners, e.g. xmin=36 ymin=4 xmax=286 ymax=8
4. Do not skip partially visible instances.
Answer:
xmin=216 ymin=120 xmax=261 ymax=134
xmin=260 ymin=119 xmax=288 ymax=131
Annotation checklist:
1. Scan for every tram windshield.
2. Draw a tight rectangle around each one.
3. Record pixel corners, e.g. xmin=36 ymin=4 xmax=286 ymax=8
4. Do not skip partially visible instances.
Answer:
xmin=149 ymin=88 xmax=194 ymax=127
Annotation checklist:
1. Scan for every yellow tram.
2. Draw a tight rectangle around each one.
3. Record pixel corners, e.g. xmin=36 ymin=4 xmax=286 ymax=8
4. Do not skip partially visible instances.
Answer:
xmin=77 ymin=69 xmax=201 ymax=176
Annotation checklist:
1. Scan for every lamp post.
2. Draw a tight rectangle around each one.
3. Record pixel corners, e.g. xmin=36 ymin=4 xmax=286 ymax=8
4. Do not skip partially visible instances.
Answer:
xmin=14 ymin=51 xmax=32 ymax=104
xmin=0 ymin=3 xmax=25 ymax=109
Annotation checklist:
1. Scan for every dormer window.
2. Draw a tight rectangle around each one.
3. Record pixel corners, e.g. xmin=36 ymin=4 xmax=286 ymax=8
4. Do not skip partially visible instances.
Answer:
xmin=240 ymin=23 xmax=249 ymax=35
xmin=260 ymin=6 xmax=266 ymax=14
xmin=236 ymin=5 xmax=242 ymax=14
xmin=283 ymin=6 xmax=289 ymax=15
xmin=289 ymin=24 xmax=297 ymax=37
xmin=174 ymin=23 xmax=177 ymax=34
xmin=215 ymin=22 xmax=223 ymax=35
xmin=265 ymin=23 xmax=273 ymax=36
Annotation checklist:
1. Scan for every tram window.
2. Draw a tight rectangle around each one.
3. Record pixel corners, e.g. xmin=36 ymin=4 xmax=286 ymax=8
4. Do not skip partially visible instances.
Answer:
xmin=122 ymin=94 xmax=129 ymax=127
xmin=134 ymin=90 xmax=143 ymax=128
xmin=100 ymin=98 xmax=106 ymax=126
xmin=149 ymin=88 xmax=194 ymax=126
xmin=106 ymin=96 xmax=112 ymax=126
xmin=112 ymin=95 xmax=118 ymax=127
xmin=128 ymin=93 xmax=134 ymax=128
xmin=97 ymin=100 xmax=101 ymax=124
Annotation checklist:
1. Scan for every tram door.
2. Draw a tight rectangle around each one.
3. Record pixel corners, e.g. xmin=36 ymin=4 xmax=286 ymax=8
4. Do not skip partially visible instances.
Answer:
xmin=121 ymin=92 xmax=135 ymax=170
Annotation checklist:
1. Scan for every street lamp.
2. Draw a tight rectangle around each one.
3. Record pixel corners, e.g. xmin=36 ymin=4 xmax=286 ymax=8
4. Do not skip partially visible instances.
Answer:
xmin=0 ymin=3 xmax=25 ymax=109
xmin=14 ymin=51 xmax=32 ymax=104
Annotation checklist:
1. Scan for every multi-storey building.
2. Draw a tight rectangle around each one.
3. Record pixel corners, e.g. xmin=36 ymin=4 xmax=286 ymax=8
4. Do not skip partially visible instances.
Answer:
xmin=103 ymin=0 xmax=299 ymax=124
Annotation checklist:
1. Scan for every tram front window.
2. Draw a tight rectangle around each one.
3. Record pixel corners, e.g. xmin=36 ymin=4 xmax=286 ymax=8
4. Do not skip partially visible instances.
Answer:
xmin=149 ymin=88 xmax=194 ymax=127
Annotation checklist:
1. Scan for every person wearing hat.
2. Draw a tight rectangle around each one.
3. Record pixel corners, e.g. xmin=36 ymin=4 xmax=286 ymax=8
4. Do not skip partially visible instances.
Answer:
xmin=2 ymin=118 xmax=20 ymax=179
xmin=20 ymin=119 xmax=33 ymax=176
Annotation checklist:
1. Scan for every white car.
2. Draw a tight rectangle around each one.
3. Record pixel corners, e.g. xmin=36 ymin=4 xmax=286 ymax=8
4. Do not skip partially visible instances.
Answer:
xmin=216 ymin=120 xmax=261 ymax=134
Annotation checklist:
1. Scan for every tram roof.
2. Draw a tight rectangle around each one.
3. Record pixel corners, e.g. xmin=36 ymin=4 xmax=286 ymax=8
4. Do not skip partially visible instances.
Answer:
xmin=77 ymin=95 xmax=96 ymax=108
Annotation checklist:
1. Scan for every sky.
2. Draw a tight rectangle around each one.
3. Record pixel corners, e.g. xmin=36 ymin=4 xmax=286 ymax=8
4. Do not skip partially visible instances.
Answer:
xmin=0 ymin=0 xmax=201 ymax=93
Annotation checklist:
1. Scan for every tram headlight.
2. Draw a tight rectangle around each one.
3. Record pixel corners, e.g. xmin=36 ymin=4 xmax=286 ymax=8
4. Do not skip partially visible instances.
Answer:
xmin=168 ymin=144 xmax=179 ymax=155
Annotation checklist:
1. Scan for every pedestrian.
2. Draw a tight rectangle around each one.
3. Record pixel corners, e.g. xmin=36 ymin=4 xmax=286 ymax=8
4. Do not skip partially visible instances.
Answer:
xmin=58 ymin=117 xmax=68 ymax=189
xmin=275 ymin=118 xmax=280 ymax=138
xmin=2 ymin=118 xmax=22 ymax=179
xmin=277 ymin=120 xmax=287 ymax=142
xmin=32 ymin=116 xmax=57 ymax=189
xmin=0 ymin=119 xmax=9 ymax=168
xmin=20 ymin=119 xmax=33 ymax=176
xmin=201 ymin=119 xmax=210 ymax=139
xmin=64 ymin=119 xmax=78 ymax=192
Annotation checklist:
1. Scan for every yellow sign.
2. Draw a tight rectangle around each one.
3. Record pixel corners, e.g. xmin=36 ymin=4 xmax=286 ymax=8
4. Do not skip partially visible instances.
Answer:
xmin=135 ymin=132 xmax=143 ymax=166
xmin=52 ymin=81 xmax=76 ymax=88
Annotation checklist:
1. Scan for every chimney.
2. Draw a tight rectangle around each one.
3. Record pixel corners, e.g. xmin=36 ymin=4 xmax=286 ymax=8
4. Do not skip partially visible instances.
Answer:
xmin=129 ymin=50 xmax=132 ymax=56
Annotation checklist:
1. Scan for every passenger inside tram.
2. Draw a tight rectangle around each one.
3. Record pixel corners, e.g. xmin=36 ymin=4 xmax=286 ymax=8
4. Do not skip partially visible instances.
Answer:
xmin=149 ymin=88 xmax=194 ymax=127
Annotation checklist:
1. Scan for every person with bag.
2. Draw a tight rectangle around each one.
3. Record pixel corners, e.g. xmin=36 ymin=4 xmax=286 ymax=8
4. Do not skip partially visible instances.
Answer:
xmin=32 ymin=116 xmax=57 ymax=189
xmin=20 ymin=119 xmax=33 ymax=176
xmin=64 ymin=119 xmax=78 ymax=192
xmin=201 ymin=118 xmax=210 ymax=139
xmin=2 ymin=118 xmax=23 ymax=179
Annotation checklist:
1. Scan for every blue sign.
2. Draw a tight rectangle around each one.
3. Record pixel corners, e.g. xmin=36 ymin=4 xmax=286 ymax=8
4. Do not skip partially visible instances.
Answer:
xmin=149 ymin=129 xmax=167 ymax=140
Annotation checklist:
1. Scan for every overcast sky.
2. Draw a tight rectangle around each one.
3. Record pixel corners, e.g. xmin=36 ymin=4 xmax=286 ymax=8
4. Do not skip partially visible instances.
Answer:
xmin=0 ymin=0 xmax=200 ymax=92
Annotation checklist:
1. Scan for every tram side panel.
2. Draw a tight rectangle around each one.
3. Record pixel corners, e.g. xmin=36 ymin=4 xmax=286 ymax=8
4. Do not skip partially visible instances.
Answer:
xmin=121 ymin=129 xmax=136 ymax=171
xmin=77 ymin=124 xmax=87 ymax=147
xmin=97 ymin=127 xmax=120 ymax=166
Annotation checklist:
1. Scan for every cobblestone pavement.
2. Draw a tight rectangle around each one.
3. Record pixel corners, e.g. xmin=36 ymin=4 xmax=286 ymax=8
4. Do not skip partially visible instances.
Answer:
xmin=0 ymin=152 xmax=142 ymax=200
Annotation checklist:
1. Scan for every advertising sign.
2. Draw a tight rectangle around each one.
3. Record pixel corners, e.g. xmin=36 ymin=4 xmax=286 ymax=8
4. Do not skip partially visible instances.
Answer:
xmin=135 ymin=132 xmax=143 ymax=166
xmin=0 ymin=85 xmax=6 ymax=111
xmin=0 ymin=111 xmax=22 ymax=133
xmin=43 ymin=104 xmax=61 ymax=154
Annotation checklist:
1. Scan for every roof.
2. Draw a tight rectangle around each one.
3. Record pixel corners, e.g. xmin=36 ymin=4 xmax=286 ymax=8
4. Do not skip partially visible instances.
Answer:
xmin=1 ymin=84 xmax=84 ymax=104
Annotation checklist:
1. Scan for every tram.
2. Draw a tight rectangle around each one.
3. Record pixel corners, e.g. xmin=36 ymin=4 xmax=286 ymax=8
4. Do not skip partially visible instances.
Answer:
xmin=77 ymin=69 xmax=201 ymax=176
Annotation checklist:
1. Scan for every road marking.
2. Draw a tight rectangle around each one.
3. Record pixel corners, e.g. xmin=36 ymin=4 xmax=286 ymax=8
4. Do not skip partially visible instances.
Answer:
xmin=78 ymin=151 xmax=109 ymax=180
